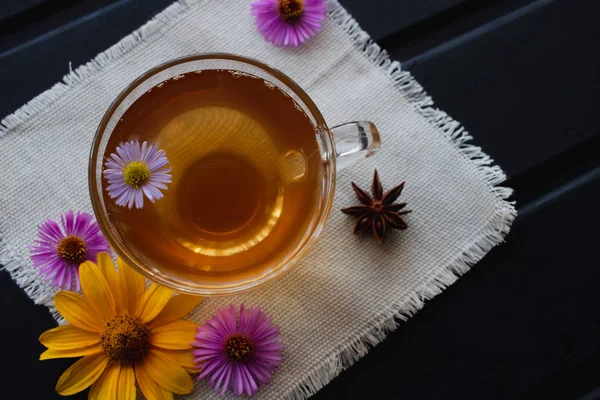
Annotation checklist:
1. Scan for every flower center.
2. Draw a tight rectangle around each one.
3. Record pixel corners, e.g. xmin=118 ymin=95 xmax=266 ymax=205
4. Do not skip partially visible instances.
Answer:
xmin=279 ymin=0 xmax=304 ymax=22
xmin=225 ymin=335 xmax=253 ymax=362
xmin=100 ymin=315 xmax=151 ymax=365
xmin=56 ymin=235 xmax=87 ymax=264
xmin=123 ymin=160 xmax=151 ymax=188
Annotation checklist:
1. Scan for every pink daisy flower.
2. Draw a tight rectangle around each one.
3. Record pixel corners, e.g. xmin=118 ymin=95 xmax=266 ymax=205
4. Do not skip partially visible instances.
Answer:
xmin=251 ymin=0 xmax=327 ymax=47
xmin=193 ymin=305 xmax=283 ymax=397
xmin=103 ymin=140 xmax=171 ymax=209
xmin=30 ymin=211 xmax=109 ymax=290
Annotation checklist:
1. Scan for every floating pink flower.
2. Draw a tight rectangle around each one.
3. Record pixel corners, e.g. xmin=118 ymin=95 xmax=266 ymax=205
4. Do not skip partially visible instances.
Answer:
xmin=193 ymin=305 xmax=283 ymax=396
xmin=251 ymin=0 xmax=327 ymax=47
xmin=103 ymin=140 xmax=171 ymax=209
xmin=30 ymin=211 xmax=109 ymax=290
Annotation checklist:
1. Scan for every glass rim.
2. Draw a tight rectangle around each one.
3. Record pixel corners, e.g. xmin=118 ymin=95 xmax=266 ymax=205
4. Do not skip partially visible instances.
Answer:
xmin=88 ymin=52 xmax=337 ymax=295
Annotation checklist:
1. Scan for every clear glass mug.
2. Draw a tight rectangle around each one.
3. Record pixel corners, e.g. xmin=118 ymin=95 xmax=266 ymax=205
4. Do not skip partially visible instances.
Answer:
xmin=89 ymin=53 xmax=380 ymax=296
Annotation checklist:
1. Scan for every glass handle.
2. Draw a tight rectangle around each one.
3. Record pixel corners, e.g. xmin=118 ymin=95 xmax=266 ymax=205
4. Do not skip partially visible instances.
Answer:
xmin=331 ymin=121 xmax=381 ymax=172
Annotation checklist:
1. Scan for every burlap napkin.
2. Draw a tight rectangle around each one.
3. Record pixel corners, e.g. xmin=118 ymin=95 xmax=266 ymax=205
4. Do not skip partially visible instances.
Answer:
xmin=0 ymin=0 xmax=516 ymax=398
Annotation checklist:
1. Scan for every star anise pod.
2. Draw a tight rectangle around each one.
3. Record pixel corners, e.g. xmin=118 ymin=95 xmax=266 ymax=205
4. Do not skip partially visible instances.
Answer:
xmin=341 ymin=170 xmax=411 ymax=243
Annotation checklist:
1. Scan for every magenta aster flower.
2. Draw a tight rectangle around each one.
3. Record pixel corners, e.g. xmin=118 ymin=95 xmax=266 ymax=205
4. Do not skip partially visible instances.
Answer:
xmin=103 ymin=140 xmax=171 ymax=209
xmin=193 ymin=305 xmax=283 ymax=396
xmin=251 ymin=0 xmax=327 ymax=47
xmin=30 ymin=211 xmax=109 ymax=290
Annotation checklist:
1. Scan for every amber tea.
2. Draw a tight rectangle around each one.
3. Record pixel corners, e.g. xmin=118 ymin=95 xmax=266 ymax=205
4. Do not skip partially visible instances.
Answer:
xmin=102 ymin=70 xmax=324 ymax=287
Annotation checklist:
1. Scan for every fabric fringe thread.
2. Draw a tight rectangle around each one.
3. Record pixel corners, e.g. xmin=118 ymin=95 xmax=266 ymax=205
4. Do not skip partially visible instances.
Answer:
xmin=0 ymin=0 xmax=516 ymax=398
xmin=0 ymin=0 xmax=199 ymax=136
xmin=0 ymin=0 xmax=204 ymax=318
xmin=0 ymin=238 xmax=60 ymax=320
xmin=285 ymin=1 xmax=517 ymax=399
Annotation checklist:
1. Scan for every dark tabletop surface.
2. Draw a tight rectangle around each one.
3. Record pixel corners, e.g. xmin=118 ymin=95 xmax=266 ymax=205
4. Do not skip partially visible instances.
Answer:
xmin=1 ymin=0 xmax=599 ymax=398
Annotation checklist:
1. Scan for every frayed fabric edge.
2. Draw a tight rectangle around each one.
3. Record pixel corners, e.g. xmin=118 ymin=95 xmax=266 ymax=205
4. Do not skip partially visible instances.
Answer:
xmin=284 ymin=1 xmax=517 ymax=399
xmin=0 ymin=0 xmax=200 ymax=136
xmin=0 ymin=0 xmax=516 ymax=397
xmin=0 ymin=0 xmax=202 ymax=319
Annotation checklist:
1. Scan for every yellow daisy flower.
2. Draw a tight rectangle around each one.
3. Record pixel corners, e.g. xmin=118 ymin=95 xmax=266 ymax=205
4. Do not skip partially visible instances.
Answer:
xmin=39 ymin=252 xmax=202 ymax=399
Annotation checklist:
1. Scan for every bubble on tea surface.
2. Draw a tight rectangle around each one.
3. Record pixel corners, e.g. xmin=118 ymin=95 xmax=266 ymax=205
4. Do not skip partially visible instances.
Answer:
xmin=229 ymin=70 xmax=254 ymax=79
xmin=279 ymin=150 xmax=307 ymax=184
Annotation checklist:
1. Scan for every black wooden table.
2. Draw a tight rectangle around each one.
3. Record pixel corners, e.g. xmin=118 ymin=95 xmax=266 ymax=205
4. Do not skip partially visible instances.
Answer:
xmin=1 ymin=0 xmax=599 ymax=398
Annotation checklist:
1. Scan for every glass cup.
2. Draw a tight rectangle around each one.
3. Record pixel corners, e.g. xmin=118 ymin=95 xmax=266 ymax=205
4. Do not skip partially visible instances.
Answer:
xmin=89 ymin=53 xmax=380 ymax=296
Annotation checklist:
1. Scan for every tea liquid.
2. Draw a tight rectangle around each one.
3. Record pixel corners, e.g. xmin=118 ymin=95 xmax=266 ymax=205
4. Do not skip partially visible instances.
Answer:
xmin=103 ymin=70 xmax=323 ymax=286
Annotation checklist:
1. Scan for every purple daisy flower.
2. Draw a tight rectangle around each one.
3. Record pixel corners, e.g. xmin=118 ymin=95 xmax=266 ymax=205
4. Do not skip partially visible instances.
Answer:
xmin=103 ymin=140 xmax=172 ymax=209
xmin=251 ymin=0 xmax=327 ymax=47
xmin=30 ymin=211 xmax=109 ymax=290
xmin=193 ymin=304 xmax=283 ymax=397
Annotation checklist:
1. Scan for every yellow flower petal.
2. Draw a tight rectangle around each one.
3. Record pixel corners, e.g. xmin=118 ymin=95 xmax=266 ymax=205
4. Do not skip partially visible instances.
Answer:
xmin=136 ymin=283 xmax=173 ymax=323
xmin=40 ymin=343 xmax=102 ymax=360
xmin=151 ymin=348 xmax=200 ymax=374
xmin=55 ymin=353 xmax=109 ymax=396
xmin=90 ymin=363 xmax=136 ymax=400
xmin=135 ymin=361 xmax=174 ymax=400
xmin=149 ymin=294 xmax=202 ymax=328
xmin=117 ymin=364 xmax=136 ymax=400
xmin=79 ymin=261 xmax=116 ymax=321
xmin=139 ymin=349 xmax=194 ymax=394
xmin=54 ymin=292 xmax=105 ymax=332
xmin=39 ymin=324 xmax=99 ymax=350
xmin=118 ymin=258 xmax=145 ymax=315
xmin=97 ymin=252 xmax=123 ymax=314
xmin=150 ymin=320 xmax=197 ymax=350
xmin=88 ymin=365 xmax=112 ymax=400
